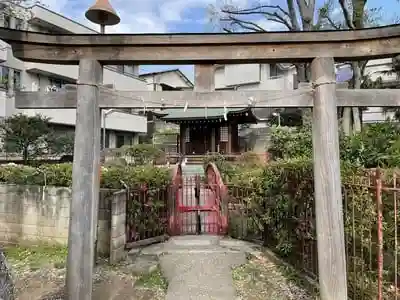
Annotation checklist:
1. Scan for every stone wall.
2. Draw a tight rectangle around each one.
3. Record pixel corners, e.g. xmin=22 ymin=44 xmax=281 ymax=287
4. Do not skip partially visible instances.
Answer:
xmin=110 ymin=190 xmax=127 ymax=263
xmin=0 ymin=184 xmax=127 ymax=261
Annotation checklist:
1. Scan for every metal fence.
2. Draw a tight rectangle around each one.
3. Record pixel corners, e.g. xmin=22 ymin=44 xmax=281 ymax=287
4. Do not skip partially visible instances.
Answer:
xmin=125 ymin=185 xmax=170 ymax=244
xmin=226 ymin=169 xmax=400 ymax=299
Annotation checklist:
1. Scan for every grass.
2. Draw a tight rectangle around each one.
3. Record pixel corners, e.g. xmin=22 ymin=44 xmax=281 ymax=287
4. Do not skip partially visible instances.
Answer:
xmin=276 ymin=264 xmax=319 ymax=297
xmin=5 ymin=243 xmax=68 ymax=271
xmin=135 ymin=267 xmax=168 ymax=291
xmin=232 ymin=253 xmax=313 ymax=300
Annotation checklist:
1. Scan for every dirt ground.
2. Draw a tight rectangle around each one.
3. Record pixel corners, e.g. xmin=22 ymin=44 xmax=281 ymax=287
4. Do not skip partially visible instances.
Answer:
xmin=5 ymin=244 xmax=166 ymax=300
xmin=232 ymin=251 xmax=315 ymax=300
xmin=5 ymin=243 xmax=317 ymax=300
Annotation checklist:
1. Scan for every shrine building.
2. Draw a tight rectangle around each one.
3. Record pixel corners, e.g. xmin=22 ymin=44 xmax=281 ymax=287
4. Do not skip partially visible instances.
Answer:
xmin=153 ymin=107 xmax=261 ymax=155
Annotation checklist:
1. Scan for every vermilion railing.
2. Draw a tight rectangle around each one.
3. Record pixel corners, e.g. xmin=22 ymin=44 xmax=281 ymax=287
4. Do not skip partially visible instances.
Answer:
xmin=204 ymin=162 xmax=229 ymax=235
xmin=168 ymin=163 xmax=182 ymax=235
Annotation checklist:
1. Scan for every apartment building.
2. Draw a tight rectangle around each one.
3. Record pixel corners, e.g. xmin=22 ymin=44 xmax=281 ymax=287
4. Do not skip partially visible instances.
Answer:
xmin=0 ymin=4 xmax=147 ymax=149
xmin=336 ymin=58 xmax=398 ymax=123
xmin=141 ymin=64 xmax=296 ymax=153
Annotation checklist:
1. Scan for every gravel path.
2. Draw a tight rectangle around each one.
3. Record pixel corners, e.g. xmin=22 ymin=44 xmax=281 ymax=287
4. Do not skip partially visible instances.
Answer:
xmin=141 ymin=235 xmax=246 ymax=300
xmin=141 ymin=236 xmax=312 ymax=300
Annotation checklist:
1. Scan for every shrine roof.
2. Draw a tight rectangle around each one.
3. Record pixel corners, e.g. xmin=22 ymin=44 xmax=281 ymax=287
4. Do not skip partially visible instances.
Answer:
xmin=155 ymin=107 xmax=257 ymax=121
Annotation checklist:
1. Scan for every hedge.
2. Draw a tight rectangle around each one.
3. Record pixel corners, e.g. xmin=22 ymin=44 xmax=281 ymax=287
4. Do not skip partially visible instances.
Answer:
xmin=0 ymin=163 xmax=171 ymax=189
xmin=268 ymin=121 xmax=400 ymax=168
xmin=106 ymin=144 xmax=165 ymax=166
xmin=223 ymin=159 xmax=398 ymax=299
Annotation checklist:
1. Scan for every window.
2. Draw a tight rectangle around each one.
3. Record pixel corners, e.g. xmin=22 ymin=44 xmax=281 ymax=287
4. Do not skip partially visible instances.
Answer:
xmin=0 ymin=66 xmax=9 ymax=88
xmin=185 ymin=127 xmax=190 ymax=143
xmin=13 ymin=70 xmax=21 ymax=90
xmin=48 ymin=77 xmax=73 ymax=89
xmin=15 ymin=18 xmax=24 ymax=30
xmin=220 ymin=126 xmax=228 ymax=142
xmin=49 ymin=78 xmax=63 ymax=88
xmin=3 ymin=15 xmax=10 ymax=28
xmin=269 ymin=64 xmax=284 ymax=78
xmin=0 ymin=67 xmax=22 ymax=90
xmin=116 ymin=134 xmax=125 ymax=148
xmin=2 ymin=14 xmax=23 ymax=29
xmin=116 ymin=65 xmax=124 ymax=73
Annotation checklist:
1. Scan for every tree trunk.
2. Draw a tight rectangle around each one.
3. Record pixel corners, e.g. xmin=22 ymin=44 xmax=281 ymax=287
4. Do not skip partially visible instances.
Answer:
xmin=23 ymin=147 xmax=28 ymax=165
xmin=351 ymin=62 xmax=362 ymax=133
xmin=342 ymin=107 xmax=352 ymax=135
xmin=338 ymin=0 xmax=366 ymax=135
xmin=296 ymin=0 xmax=315 ymax=125
xmin=0 ymin=249 xmax=15 ymax=300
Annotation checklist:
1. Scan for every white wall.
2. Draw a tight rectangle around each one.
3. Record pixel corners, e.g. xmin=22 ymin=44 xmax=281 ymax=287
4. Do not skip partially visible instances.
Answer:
xmin=363 ymin=59 xmax=396 ymax=123
xmin=215 ymin=64 xmax=295 ymax=90
xmin=17 ymin=107 xmax=147 ymax=133
xmin=30 ymin=5 xmax=97 ymax=34
xmin=22 ymin=63 xmax=148 ymax=91
xmin=141 ymin=71 xmax=192 ymax=90
xmin=0 ymin=4 xmax=148 ymax=134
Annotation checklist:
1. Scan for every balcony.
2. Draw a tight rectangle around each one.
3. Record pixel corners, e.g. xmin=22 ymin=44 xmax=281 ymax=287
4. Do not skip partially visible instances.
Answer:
xmin=24 ymin=63 xmax=148 ymax=91
xmin=21 ymin=109 xmax=147 ymax=133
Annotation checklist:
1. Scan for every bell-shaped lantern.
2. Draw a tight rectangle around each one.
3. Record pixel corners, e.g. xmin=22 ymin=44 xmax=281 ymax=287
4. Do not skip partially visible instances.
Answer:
xmin=85 ymin=0 xmax=120 ymax=26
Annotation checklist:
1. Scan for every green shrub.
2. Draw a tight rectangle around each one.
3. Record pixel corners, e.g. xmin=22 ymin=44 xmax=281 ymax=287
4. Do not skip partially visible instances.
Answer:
xmin=225 ymin=158 xmax=397 ymax=299
xmin=0 ymin=163 xmax=171 ymax=189
xmin=237 ymin=151 xmax=264 ymax=167
xmin=103 ymin=158 xmax=128 ymax=168
xmin=101 ymin=165 xmax=171 ymax=189
xmin=203 ymin=153 xmax=236 ymax=181
xmin=203 ymin=152 xmax=265 ymax=183
xmin=268 ymin=126 xmax=312 ymax=160
xmin=121 ymin=144 xmax=164 ymax=165
xmin=268 ymin=121 xmax=400 ymax=168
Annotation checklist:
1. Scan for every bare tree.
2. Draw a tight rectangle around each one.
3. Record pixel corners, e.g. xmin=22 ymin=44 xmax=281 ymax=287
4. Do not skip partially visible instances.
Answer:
xmin=319 ymin=0 xmax=383 ymax=135
xmin=210 ymin=0 xmax=387 ymax=134
xmin=208 ymin=0 xmax=321 ymax=126
xmin=0 ymin=0 xmax=42 ymax=20
xmin=210 ymin=0 xmax=318 ymax=82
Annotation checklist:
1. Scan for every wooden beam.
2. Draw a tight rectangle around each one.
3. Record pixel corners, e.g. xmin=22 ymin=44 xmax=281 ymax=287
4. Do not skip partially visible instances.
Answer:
xmin=1 ymin=25 xmax=398 ymax=45
xmin=194 ymin=64 xmax=217 ymax=153
xmin=8 ymin=37 xmax=400 ymax=64
xmin=194 ymin=65 xmax=215 ymax=92
xmin=15 ymin=88 xmax=400 ymax=108
xmin=66 ymin=59 xmax=102 ymax=300
xmin=311 ymin=57 xmax=348 ymax=299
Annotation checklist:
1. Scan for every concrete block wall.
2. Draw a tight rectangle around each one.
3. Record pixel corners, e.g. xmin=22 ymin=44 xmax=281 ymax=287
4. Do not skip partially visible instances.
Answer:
xmin=0 ymin=184 xmax=127 ymax=262
xmin=110 ymin=190 xmax=127 ymax=264
xmin=97 ymin=189 xmax=113 ymax=256
xmin=0 ymin=185 xmax=71 ymax=244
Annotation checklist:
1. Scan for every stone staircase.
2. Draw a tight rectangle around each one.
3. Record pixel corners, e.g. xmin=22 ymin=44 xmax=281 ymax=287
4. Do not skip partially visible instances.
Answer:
xmin=181 ymin=164 xmax=204 ymax=179
xmin=184 ymin=155 xmax=205 ymax=165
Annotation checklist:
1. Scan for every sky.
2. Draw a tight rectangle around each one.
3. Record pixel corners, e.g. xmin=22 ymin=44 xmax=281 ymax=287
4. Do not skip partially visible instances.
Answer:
xmin=39 ymin=0 xmax=400 ymax=80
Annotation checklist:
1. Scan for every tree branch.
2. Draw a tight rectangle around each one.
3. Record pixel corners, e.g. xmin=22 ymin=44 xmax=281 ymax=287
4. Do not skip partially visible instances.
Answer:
xmin=338 ymin=0 xmax=354 ymax=29
xmin=286 ymin=0 xmax=300 ymax=30
xmin=221 ymin=16 xmax=266 ymax=32
xmin=221 ymin=4 xmax=290 ymax=19
xmin=296 ymin=0 xmax=316 ymax=30
xmin=220 ymin=8 xmax=293 ymax=31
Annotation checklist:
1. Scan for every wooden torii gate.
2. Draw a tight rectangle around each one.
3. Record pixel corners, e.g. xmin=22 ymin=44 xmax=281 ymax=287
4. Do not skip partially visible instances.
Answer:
xmin=1 ymin=24 xmax=400 ymax=300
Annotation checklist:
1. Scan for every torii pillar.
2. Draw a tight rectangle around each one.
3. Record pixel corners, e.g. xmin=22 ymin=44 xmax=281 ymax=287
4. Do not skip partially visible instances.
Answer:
xmin=66 ymin=1 xmax=120 ymax=299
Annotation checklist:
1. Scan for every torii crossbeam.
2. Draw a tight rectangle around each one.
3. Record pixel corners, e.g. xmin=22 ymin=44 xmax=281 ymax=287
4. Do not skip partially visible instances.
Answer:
xmin=14 ymin=85 xmax=400 ymax=109
xmin=1 ymin=24 xmax=400 ymax=300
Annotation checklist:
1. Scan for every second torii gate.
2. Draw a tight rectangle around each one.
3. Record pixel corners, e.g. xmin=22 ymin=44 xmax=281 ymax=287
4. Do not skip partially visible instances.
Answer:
xmin=1 ymin=23 xmax=400 ymax=300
